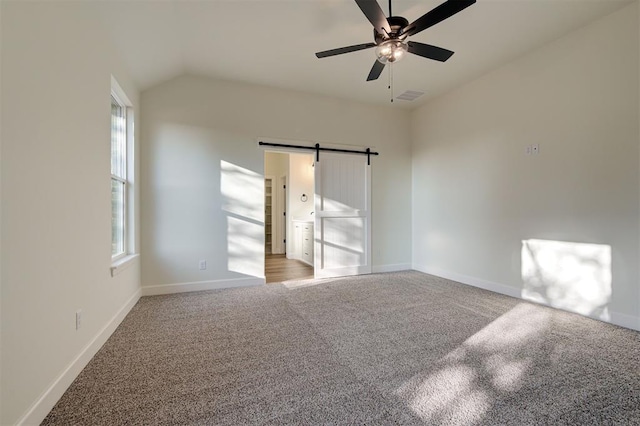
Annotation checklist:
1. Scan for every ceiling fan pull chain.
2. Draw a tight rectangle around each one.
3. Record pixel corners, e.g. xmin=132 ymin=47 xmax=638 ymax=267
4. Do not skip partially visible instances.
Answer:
xmin=389 ymin=64 xmax=393 ymax=103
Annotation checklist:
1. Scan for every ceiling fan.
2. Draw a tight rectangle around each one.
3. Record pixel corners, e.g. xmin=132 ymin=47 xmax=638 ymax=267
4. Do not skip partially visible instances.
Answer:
xmin=315 ymin=0 xmax=476 ymax=81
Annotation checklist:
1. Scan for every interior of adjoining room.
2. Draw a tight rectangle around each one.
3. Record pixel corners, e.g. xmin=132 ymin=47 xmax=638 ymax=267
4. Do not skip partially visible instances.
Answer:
xmin=264 ymin=151 xmax=315 ymax=283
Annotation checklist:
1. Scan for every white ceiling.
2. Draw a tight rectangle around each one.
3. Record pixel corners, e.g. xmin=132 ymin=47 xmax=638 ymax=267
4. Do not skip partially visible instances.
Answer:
xmin=96 ymin=0 xmax=633 ymax=109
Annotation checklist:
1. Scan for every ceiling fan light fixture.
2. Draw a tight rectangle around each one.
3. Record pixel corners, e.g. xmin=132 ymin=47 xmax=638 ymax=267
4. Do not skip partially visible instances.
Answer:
xmin=375 ymin=40 xmax=408 ymax=64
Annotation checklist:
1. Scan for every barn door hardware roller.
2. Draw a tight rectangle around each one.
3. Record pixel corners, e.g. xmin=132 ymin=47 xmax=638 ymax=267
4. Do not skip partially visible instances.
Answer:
xmin=258 ymin=141 xmax=379 ymax=165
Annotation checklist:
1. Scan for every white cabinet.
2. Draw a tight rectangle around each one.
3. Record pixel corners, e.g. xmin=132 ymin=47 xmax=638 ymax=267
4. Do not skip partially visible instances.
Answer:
xmin=301 ymin=223 xmax=314 ymax=266
xmin=293 ymin=221 xmax=314 ymax=266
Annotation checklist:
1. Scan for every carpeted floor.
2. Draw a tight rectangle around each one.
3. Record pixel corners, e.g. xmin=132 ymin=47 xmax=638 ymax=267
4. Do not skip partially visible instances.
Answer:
xmin=43 ymin=271 xmax=640 ymax=425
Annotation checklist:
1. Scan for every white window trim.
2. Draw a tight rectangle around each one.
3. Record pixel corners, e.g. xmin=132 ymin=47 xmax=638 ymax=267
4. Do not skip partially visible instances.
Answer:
xmin=111 ymin=76 xmax=138 ymax=273
xmin=111 ymin=253 xmax=140 ymax=277
xmin=111 ymin=175 xmax=127 ymax=261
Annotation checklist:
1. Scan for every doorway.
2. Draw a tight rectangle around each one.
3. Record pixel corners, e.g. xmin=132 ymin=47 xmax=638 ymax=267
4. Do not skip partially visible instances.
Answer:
xmin=265 ymin=151 xmax=315 ymax=283
xmin=264 ymin=145 xmax=373 ymax=283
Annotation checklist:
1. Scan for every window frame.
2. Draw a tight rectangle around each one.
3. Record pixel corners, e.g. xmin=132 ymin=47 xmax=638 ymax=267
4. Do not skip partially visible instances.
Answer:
xmin=110 ymin=77 xmax=134 ymax=265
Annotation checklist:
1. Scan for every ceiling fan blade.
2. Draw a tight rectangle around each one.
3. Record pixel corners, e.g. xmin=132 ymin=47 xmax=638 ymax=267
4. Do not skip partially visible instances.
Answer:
xmin=400 ymin=0 xmax=475 ymax=38
xmin=316 ymin=43 xmax=376 ymax=58
xmin=355 ymin=0 xmax=391 ymax=34
xmin=407 ymin=41 xmax=454 ymax=62
xmin=366 ymin=60 xmax=385 ymax=81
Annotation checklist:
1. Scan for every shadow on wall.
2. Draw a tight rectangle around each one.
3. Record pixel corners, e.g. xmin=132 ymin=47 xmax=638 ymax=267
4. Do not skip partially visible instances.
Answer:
xmin=221 ymin=160 xmax=264 ymax=277
xmin=521 ymin=239 xmax=612 ymax=321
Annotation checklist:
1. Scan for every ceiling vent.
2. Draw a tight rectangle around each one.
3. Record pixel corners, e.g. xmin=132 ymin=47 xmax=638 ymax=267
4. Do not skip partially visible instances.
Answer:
xmin=395 ymin=90 xmax=424 ymax=101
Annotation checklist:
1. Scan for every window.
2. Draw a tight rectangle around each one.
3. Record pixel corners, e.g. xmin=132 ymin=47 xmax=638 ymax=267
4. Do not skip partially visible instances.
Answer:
xmin=111 ymin=95 xmax=126 ymax=257
xmin=110 ymin=77 xmax=133 ymax=263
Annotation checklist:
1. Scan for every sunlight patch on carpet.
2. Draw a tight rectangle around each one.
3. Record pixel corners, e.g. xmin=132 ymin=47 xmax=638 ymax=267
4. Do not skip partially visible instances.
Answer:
xmin=281 ymin=276 xmax=348 ymax=289
xmin=396 ymin=303 xmax=551 ymax=423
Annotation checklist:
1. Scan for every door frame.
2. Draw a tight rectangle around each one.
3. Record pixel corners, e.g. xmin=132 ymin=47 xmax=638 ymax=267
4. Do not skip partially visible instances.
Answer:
xmin=261 ymin=141 xmax=374 ymax=279
xmin=264 ymin=174 xmax=275 ymax=255
xmin=275 ymin=175 xmax=287 ymax=254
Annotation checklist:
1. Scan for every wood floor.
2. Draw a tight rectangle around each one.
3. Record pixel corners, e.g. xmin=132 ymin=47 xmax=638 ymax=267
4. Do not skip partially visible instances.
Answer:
xmin=265 ymin=254 xmax=313 ymax=283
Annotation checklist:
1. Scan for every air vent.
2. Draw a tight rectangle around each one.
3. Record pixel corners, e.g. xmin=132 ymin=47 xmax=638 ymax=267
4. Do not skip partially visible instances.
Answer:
xmin=395 ymin=90 xmax=425 ymax=101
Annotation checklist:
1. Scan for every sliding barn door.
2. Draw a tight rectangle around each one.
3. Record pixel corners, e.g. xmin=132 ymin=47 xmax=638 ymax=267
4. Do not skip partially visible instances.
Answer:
xmin=314 ymin=152 xmax=371 ymax=278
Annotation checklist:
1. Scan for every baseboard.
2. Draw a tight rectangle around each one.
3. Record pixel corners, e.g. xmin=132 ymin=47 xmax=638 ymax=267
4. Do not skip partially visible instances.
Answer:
xmin=412 ymin=264 xmax=640 ymax=332
xmin=17 ymin=288 xmax=141 ymax=426
xmin=413 ymin=264 xmax=521 ymax=298
xmin=142 ymin=277 xmax=265 ymax=296
xmin=372 ymin=263 xmax=412 ymax=273
xmin=610 ymin=311 xmax=640 ymax=331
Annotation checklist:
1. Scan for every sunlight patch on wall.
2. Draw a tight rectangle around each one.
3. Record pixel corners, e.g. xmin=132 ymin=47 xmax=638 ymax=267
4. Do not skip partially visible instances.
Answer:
xmin=221 ymin=160 xmax=263 ymax=222
xmin=227 ymin=216 xmax=263 ymax=277
xmin=221 ymin=160 xmax=264 ymax=277
xmin=521 ymin=239 xmax=611 ymax=320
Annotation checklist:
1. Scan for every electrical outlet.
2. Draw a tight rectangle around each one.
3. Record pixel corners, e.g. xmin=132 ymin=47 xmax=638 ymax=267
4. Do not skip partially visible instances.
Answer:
xmin=525 ymin=145 xmax=532 ymax=155
xmin=532 ymin=144 xmax=539 ymax=154
xmin=75 ymin=310 xmax=82 ymax=330
xmin=199 ymin=260 xmax=207 ymax=270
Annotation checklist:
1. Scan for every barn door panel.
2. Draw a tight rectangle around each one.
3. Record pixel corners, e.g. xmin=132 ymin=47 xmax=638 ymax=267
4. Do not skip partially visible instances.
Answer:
xmin=314 ymin=153 xmax=371 ymax=278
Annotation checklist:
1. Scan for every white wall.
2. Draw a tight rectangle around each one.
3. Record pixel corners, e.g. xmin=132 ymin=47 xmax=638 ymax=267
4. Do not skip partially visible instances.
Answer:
xmin=0 ymin=2 xmax=4 ymax=422
xmin=1 ymin=2 xmax=141 ymax=424
xmin=140 ymin=74 xmax=413 ymax=291
xmin=411 ymin=4 xmax=640 ymax=330
xmin=288 ymin=153 xmax=315 ymax=221
xmin=265 ymin=151 xmax=288 ymax=178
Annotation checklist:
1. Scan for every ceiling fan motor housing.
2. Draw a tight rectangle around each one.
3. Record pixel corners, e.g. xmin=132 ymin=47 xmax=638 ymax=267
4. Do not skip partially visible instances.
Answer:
xmin=374 ymin=16 xmax=409 ymax=44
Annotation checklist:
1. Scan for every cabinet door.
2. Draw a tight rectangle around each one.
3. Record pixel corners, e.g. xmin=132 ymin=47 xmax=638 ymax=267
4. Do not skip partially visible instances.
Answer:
xmin=301 ymin=225 xmax=313 ymax=265
xmin=293 ymin=223 xmax=302 ymax=259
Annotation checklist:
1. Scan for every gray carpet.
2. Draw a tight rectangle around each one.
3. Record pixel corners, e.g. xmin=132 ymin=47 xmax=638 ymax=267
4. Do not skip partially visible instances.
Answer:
xmin=43 ymin=271 xmax=640 ymax=425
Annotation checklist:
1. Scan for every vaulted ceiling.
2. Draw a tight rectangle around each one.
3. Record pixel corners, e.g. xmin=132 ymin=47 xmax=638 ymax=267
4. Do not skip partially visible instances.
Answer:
xmin=96 ymin=0 xmax=633 ymax=108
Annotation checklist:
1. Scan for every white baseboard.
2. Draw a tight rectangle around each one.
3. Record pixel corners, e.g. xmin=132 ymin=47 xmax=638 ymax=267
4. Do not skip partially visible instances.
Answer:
xmin=610 ymin=311 xmax=640 ymax=331
xmin=372 ymin=263 xmax=412 ymax=273
xmin=413 ymin=264 xmax=521 ymax=298
xmin=142 ymin=277 xmax=265 ymax=296
xmin=412 ymin=264 xmax=640 ymax=332
xmin=17 ymin=288 xmax=141 ymax=426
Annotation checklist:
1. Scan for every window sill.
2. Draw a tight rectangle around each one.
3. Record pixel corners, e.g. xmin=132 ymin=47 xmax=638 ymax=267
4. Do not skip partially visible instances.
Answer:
xmin=111 ymin=253 xmax=140 ymax=277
